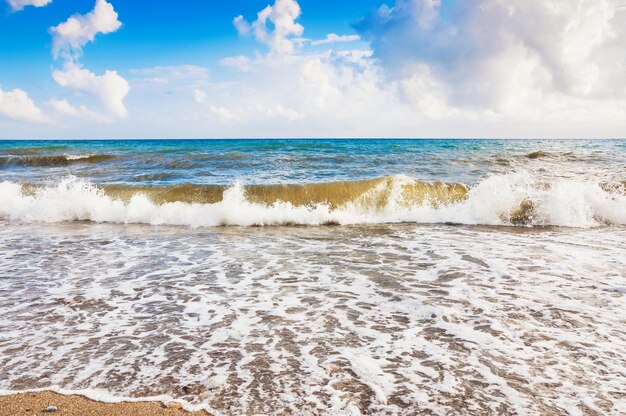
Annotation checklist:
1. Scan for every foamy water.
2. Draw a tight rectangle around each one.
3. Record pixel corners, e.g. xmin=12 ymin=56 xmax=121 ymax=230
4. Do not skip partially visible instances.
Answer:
xmin=0 ymin=223 xmax=624 ymax=415
xmin=0 ymin=173 xmax=624 ymax=228
xmin=0 ymin=139 xmax=625 ymax=415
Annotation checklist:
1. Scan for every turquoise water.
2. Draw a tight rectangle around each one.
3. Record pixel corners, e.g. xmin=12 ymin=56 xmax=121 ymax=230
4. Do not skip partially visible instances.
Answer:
xmin=1 ymin=138 xmax=624 ymax=227
xmin=1 ymin=139 xmax=624 ymax=185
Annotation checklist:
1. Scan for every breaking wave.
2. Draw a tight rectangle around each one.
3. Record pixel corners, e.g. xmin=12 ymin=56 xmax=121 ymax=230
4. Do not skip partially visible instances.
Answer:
xmin=0 ymin=174 xmax=624 ymax=227
xmin=0 ymin=154 xmax=115 ymax=167
xmin=525 ymin=150 xmax=554 ymax=159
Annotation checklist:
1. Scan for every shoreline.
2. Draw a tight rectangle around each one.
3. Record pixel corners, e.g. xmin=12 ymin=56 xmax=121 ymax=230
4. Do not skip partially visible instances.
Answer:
xmin=0 ymin=391 xmax=210 ymax=416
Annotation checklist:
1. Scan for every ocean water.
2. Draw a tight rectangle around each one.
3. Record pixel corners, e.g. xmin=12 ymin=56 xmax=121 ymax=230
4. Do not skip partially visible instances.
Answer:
xmin=0 ymin=139 xmax=625 ymax=415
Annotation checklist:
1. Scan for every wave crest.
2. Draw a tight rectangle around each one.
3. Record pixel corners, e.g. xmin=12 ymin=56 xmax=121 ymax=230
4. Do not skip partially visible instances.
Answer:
xmin=1 ymin=174 xmax=624 ymax=227
xmin=0 ymin=154 xmax=115 ymax=167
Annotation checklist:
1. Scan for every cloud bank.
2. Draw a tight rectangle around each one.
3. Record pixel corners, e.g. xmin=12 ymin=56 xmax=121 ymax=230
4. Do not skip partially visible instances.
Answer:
xmin=184 ymin=0 xmax=626 ymax=138
xmin=355 ymin=0 xmax=626 ymax=111
xmin=3 ymin=0 xmax=626 ymax=137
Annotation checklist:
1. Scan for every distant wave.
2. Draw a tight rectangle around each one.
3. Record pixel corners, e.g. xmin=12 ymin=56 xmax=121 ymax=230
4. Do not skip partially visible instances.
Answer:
xmin=524 ymin=150 xmax=592 ymax=161
xmin=526 ymin=151 xmax=553 ymax=159
xmin=0 ymin=154 xmax=115 ymax=167
xmin=0 ymin=145 xmax=70 ymax=155
xmin=1 ymin=174 xmax=624 ymax=227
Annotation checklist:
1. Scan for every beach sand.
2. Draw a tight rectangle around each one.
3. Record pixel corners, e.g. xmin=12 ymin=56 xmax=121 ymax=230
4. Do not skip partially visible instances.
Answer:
xmin=0 ymin=391 xmax=210 ymax=416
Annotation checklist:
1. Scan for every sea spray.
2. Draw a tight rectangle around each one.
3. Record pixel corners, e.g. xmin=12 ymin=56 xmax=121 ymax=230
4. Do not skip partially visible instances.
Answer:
xmin=1 ymin=173 xmax=624 ymax=227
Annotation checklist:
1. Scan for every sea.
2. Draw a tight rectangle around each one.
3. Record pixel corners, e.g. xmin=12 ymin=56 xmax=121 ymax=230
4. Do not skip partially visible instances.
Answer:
xmin=0 ymin=139 xmax=625 ymax=415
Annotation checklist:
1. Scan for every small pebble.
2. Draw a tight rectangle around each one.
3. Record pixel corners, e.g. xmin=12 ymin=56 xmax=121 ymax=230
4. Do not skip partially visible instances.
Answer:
xmin=44 ymin=405 xmax=58 ymax=412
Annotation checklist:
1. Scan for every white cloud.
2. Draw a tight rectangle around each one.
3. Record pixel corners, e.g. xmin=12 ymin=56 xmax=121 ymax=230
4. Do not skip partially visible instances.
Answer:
xmin=210 ymin=0 xmax=429 ymax=130
xmin=49 ymin=0 xmax=121 ymax=59
xmin=9 ymin=0 xmax=622 ymax=137
xmin=129 ymin=65 xmax=211 ymax=89
xmin=355 ymin=0 xmax=626 ymax=110
xmin=195 ymin=52 xmax=403 ymax=130
xmin=47 ymin=98 xmax=80 ymax=116
xmin=52 ymin=64 xmax=130 ymax=119
xmin=233 ymin=15 xmax=251 ymax=37
xmin=233 ymin=0 xmax=304 ymax=54
xmin=193 ymin=89 xmax=207 ymax=104
xmin=48 ymin=0 xmax=129 ymax=121
xmin=311 ymin=33 xmax=360 ymax=46
xmin=220 ymin=55 xmax=253 ymax=72
xmin=7 ymin=0 xmax=52 ymax=11
xmin=47 ymin=98 xmax=112 ymax=123
xmin=208 ymin=105 xmax=237 ymax=121
xmin=180 ymin=0 xmax=626 ymax=137
xmin=0 ymin=87 xmax=49 ymax=123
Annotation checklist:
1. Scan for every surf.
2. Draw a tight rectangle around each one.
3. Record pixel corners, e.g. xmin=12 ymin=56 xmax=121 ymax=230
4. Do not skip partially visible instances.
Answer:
xmin=0 ymin=154 xmax=116 ymax=167
xmin=0 ymin=173 xmax=624 ymax=227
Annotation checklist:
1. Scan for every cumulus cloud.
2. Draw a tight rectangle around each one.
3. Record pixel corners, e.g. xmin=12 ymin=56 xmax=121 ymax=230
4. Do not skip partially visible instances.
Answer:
xmin=48 ymin=0 xmax=129 ymax=120
xmin=355 ymin=0 xmax=626 ymax=111
xmin=47 ymin=98 xmax=112 ymax=123
xmin=52 ymin=64 xmax=130 ymax=119
xmin=7 ymin=0 xmax=52 ymax=11
xmin=47 ymin=98 xmax=81 ymax=116
xmin=211 ymin=0 xmax=443 ymax=130
xmin=178 ymin=0 xmax=626 ymax=137
xmin=233 ymin=15 xmax=251 ymax=37
xmin=0 ymin=87 xmax=49 ymax=123
xmin=311 ymin=33 xmax=360 ymax=46
xmin=49 ymin=0 xmax=121 ymax=60
xmin=196 ymin=51 xmax=403 ymax=131
xmin=233 ymin=0 xmax=304 ymax=54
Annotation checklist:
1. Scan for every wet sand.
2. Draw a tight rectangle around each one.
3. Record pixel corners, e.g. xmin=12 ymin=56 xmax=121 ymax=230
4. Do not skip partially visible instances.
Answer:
xmin=0 ymin=391 xmax=210 ymax=416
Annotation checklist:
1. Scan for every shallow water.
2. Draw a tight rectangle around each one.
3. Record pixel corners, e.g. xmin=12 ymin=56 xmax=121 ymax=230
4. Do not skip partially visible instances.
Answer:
xmin=0 ymin=139 xmax=625 ymax=415
xmin=1 ymin=222 xmax=625 ymax=415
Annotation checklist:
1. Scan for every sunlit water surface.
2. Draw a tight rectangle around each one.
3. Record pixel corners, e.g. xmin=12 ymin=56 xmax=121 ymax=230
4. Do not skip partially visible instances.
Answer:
xmin=0 ymin=139 xmax=625 ymax=415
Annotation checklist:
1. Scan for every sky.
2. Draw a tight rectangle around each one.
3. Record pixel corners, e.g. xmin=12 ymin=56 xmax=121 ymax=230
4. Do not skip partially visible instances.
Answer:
xmin=0 ymin=0 xmax=625 ymax=138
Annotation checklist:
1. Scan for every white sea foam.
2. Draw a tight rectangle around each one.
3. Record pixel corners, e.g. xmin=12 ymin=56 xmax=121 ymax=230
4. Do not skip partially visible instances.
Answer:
xmin=62 ymin=153 xmax=97 ymax=160
xmin=0 ymin=173 xmax=624 ymax=227
xmin=0 ymin=223 xmax=624 ymax=414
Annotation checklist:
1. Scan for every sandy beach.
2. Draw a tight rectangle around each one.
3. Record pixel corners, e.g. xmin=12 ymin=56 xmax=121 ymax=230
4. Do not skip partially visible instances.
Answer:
xmin=0 ymin=391 xmax=210 ymax=416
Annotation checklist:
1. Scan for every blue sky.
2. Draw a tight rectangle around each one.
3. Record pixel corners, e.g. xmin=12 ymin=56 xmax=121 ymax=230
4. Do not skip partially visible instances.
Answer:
xmin=0 ymin=1 xmax=373 ymax=97
xmin=0 ymin=1 xmax=377 ymax=70
xmin=0 ymin=0 xmax=625 ymax=138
